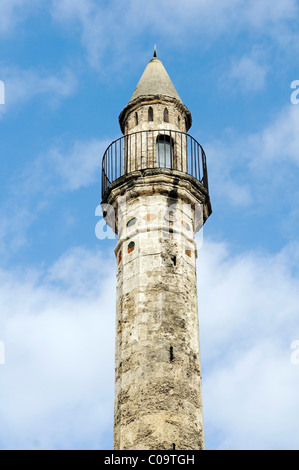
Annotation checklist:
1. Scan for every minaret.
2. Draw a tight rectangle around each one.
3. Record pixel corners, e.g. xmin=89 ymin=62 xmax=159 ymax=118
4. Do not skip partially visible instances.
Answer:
xmin=101 ymin=51 xmax=212 ymax=451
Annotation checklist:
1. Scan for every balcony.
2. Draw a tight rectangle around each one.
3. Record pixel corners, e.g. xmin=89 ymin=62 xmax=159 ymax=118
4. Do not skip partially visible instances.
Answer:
xmin=101 ymin=129 xmax=209 ymax=199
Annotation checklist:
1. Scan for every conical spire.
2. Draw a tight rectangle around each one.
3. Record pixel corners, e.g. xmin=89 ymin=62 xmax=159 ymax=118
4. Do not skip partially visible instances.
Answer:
xmin=119 ymin=52 xmax=192 ymax=134
xmin=128 ymin=56 xmax=182 ymax=104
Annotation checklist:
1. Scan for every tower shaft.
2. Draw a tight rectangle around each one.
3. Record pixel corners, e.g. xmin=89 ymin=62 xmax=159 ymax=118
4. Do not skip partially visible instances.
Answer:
xmin=101 ymin=55 xmax=211 ymax=450
xmin=112 ymin=172 xmax=205 ymax=450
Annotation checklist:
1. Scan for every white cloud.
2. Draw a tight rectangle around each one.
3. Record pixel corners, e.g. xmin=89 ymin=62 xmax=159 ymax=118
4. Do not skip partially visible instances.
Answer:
xmin=0 ymin=239 xmax=299 ymax=449
xmin=50 ymin=0 xmax=107 ymax=71
xmin=0 ymin=136 xmax=110 ymax=258
xmin=250 ymin=105 xmax=299 ymax=167
xmin=205 ymin=137 xmax=253 ymax=207
xmin=1 ymin=0 xmax=298 ymax=71
xmin=203 ymin=341 xmax=299 ymax=450
xmin=47 ymin=139 xmax=110 ymax=191
xmin=0 ymin=135 xmax=110 ymax=259
xmin=19 ymin=137 xmax=110 ymax=193
xmin=0 ymin=204 xmax=38 ymax=256
xmin=242 ymin=0 xmax=298 ymax=30
xmin=197 ymin=239 xmax=299 ymax=449
xmin=0 ymin=0 xmax=40 ymax=34
xmin=50 ymin=0 xmax=299 ymax=71
xmin=205 ymin=104 xmax=299 ymax=209
xmin=0 ymin=66 xmax=77 ymax=115
xmin=0 ymin=246 xmax=116 ymax=450
xmin=227 ymin=51 xmax=268 ymax=92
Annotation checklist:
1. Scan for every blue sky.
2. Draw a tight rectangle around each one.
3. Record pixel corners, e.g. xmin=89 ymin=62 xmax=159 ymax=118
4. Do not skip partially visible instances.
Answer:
xmin=0 ymin=0 xmax=299 ymax=450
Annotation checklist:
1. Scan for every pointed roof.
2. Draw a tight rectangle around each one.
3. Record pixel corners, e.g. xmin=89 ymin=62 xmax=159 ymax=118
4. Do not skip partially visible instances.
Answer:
xmin=128 ymin=57 xmax=182 ymax=104
xmin=119 ymin=53 xmax=192 ymax=133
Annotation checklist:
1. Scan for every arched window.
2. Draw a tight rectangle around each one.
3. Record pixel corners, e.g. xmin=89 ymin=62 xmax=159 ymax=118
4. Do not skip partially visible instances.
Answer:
xmin=135 ymin=112 xmax=138 ymax=126
xmin=148 ymin=107 xmax=153 ymax=121
xmin=156 ymin=135 xmax=173 ymax=169
xmin=163 ymin=108 xmax=169 ymax=123
xmin=178 ymin=116 xmax=181 ymax=129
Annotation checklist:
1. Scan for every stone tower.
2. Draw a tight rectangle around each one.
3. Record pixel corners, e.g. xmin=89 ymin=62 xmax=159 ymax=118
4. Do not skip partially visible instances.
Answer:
xmin=101 ymin=51 xmax=212 ymax=451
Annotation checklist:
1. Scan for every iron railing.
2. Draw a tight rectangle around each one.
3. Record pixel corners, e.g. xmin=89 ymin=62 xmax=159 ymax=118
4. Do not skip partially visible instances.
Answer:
xmin=101 ymin=129 xmax=209 ymax=199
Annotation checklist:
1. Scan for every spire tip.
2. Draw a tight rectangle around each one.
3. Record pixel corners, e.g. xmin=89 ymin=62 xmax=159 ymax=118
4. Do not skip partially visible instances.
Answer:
xmin=153 ymin=44 xmax=157 ymax=57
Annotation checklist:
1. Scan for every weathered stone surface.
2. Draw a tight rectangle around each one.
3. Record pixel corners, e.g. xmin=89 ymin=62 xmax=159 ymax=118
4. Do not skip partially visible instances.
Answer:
xmin=129 ymin=57 xmax=183 ymax=104
xmin=105 ymin=171 xmax=207 ymax=450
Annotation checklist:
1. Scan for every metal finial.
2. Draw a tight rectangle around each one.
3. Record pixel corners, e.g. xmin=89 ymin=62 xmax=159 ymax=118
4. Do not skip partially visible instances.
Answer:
xmin=153 ymin=44 xmax=157 ymax=57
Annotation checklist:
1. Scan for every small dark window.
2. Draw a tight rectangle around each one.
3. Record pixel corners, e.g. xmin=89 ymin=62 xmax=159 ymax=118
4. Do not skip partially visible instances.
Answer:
xmin=135 ymin=112 xmax=138 ymax=126
xmin=178 ymin=116 xmax=181 ymax=129
xmin=163 ymin=108 xmax=169 ymax=123
xmin=128 ymin=241 xmax=135 ymax=253
xmin=172 ymin=443 xmax=176 ymax=450
xmin=127 ymin=217 xmax=137 ymax=227
xmin=148 ymin=107 xmax=153 ymax=121
xmin=170 ymin=346 xmax=174 ymax=362
xmin=185 ymin=247 xmax=192 ymax=258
